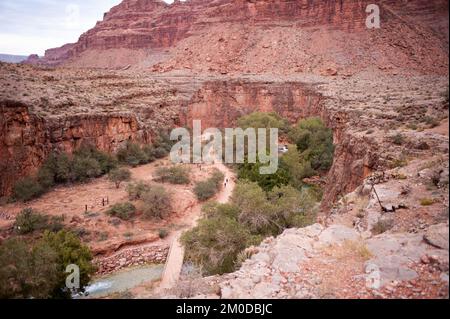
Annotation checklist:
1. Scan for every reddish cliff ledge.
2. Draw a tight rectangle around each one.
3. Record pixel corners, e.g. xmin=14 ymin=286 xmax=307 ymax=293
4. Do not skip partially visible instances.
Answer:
xmin=0 ymin=100 xmax=147 ymax=196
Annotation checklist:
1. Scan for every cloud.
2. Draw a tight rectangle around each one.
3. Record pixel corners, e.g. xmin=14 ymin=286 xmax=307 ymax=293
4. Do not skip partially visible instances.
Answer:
xmin=0 ymin=0 xmax=123 ymax=55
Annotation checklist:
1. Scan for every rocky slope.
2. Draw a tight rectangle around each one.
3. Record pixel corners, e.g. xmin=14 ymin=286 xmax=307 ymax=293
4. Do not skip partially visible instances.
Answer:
xmin=26 ymin=0 xmax=449 ymax=75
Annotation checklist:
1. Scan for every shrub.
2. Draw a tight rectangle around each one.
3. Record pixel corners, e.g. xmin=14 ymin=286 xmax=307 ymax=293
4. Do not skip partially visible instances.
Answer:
xmin=194 ymin=169 xmax=225 ymax=201
xmin=158 ymin=229 xmax=169 ymax=239
xmin=181 ymin=216 xmax=251 ymax=275
xmin=280 ymin=145 xmax=315 ymax=188
xmin=194 ymin=180 xmax=218 ymax=201
xmin=420 ymin=198 xmax=434 ymax=206
xmin=116 ymin=142 xmax=149 ymax=166
xmin=141 ymin=185 xmax=172 ymax=219
xmin=12 ymin=177 xmax=44 ymax=202
xmin=127 ymin=181 xmax=151 ymax=200
xmin=268 ymin=185 xmax=317 ymax=229
xmin=108 ymin=168 xmax=132 ymax=188
xmin=392 ymin=133 xmax=405 ymax=145
xmin=106 ymin=202 xmax=136 ymax=220
xmin=74 ymin=144 xmax=117 ymax=174
xmin=372 ymin=219 xmax=393 ymax=235
xmin=14 ymin=208 xmax=49 ymax=234
xmin=154 ymin=166 xmax=190 ymax=184
xmin=202 ymin=202 xmax=240 ymax=220
xmin=37 ymin=167 xmax=55 ymax=190
xmin=71 ymin=156 xmax=102 ymax=182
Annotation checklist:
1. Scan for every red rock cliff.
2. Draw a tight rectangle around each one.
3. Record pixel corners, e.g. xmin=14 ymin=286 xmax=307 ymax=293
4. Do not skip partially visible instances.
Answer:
xmin=0 ymin=100 xmax=147 ymax=195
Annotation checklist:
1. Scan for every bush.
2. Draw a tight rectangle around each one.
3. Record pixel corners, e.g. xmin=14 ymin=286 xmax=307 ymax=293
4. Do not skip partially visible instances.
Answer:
xmin=194 ymin=168 xmax=225 ymax=201
xmin=159 ymin=229 xmax=169 ymax=239
xmin=12 ymin=177 xmax=44 ymax=202
xmin=14 ymin=208 xmax=64 ymax=235
xmin=108 ymin=168 xmax=132 ymax=188
xmin=127 ymin=181 xmax=151 ymax=200
xmin=392 ymin=133 xmax=405 ymax=145
xmin=181 ymin=216 xmax=251 ymax=275
xmin=231 ymin=181 xmax=275 ymax=234
xmin=194 ymin=180 xmax=218 ymax=201
xmin=420 ymin=198 xmax=434 ymax=206
xmin=141 ymin=185 xmax=172 ymax=219
xmin=372 ymin=219 xmax=393 ymax=235
xmin=14 ymin=208 xmax=49 ymax=234
xmin=154 ymin=166 xmax=190 ymax=185
xmin=74 ymin=144 xmax=117 ymax=174
xmin=280 ymin=145 xmax=315 ymax=188
xmin=202 ymin=202 xmax=240 ymax=220
xmin=116 ymin=142 xmax=149 ymax=166
xmin=71 ymin=156 xmax=102 ymax=182
xmin=107 ymin=202 xmax=136 ymax=220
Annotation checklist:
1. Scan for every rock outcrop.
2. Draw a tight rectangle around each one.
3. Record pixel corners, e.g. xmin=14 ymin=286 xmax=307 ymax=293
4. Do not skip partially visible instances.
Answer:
xmin=217 ymin=222 xmax=449 ymax=299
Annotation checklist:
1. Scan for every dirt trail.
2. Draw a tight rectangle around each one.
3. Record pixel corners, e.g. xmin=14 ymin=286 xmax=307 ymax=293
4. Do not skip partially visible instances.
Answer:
xmin=159 ymin=153 xmax=236 ymax=289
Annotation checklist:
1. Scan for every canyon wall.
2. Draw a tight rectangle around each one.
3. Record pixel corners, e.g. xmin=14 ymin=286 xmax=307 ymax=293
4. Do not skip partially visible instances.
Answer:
xmin=26 ymin=0 xmax=449 ymax=73
xmin=0 ymin=100 xmax=147 ymax=196
xmin=182 ymin=80 xmax=375 ymax=208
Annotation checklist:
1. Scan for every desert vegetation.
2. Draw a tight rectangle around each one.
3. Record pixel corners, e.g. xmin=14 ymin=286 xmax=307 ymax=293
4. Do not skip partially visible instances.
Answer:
xmin=0 ymin=227 xmax=95 ymax=298
xmin=12 ymin=132 xmax=174 ymax=202
xmin=154 ymin=165 xmax=190 ymax=185
xmin=193 ymin=168 xmax=224 ymax=201
xmin=182 ymin=180 xmax=317 ymax=275
xmin=13 ymin=144 xmax=117 ymax=202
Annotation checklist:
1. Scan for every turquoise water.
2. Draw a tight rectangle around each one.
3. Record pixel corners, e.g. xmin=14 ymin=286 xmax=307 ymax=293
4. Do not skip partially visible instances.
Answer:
xmin=80 ymin=264 xmax=164 ymax=298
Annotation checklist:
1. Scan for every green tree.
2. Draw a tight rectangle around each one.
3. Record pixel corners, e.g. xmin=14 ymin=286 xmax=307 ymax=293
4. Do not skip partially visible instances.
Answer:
xmin=237 ymin=157 xmax=290 ymax=192
xmin=0 ymin=238 xmax=59 ymax=299
xmin=41 ymin=230 xmax=96 ymax=298
xmin=280 ymin=145 xmax=315 ymax=188
xmin=116 ymin=142 xmax=149 ymax=166
xmin=181 ymin=216 xmax=251 ymax=275
xmin=288 ymin=117 xmax=334 ymax=171
xmin=268 ymin=185 xmax=316 ymax=228
xmin=108 ymin=168 xmax=132 ymax=188
xmin=231 ymin=181 xmax=275 ymax=235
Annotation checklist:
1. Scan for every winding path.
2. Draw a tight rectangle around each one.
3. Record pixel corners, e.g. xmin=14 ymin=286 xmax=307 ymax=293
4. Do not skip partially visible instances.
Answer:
xmin=159 ymin=156 xmax=235 ymax=289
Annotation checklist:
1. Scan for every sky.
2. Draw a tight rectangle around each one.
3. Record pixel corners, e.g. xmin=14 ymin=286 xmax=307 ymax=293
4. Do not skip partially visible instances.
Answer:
xmin=0 ymin=0 xmax=175 ymax=56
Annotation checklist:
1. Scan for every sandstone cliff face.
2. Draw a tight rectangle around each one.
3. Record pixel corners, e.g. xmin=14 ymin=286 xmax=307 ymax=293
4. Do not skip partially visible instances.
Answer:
xmin=0 ymin=100 xmax=146 ymax=195
xmin=26 ymin=0 xmax=448 ymax=74
xmin=183 ymin=80 xmax=324 ymax=128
